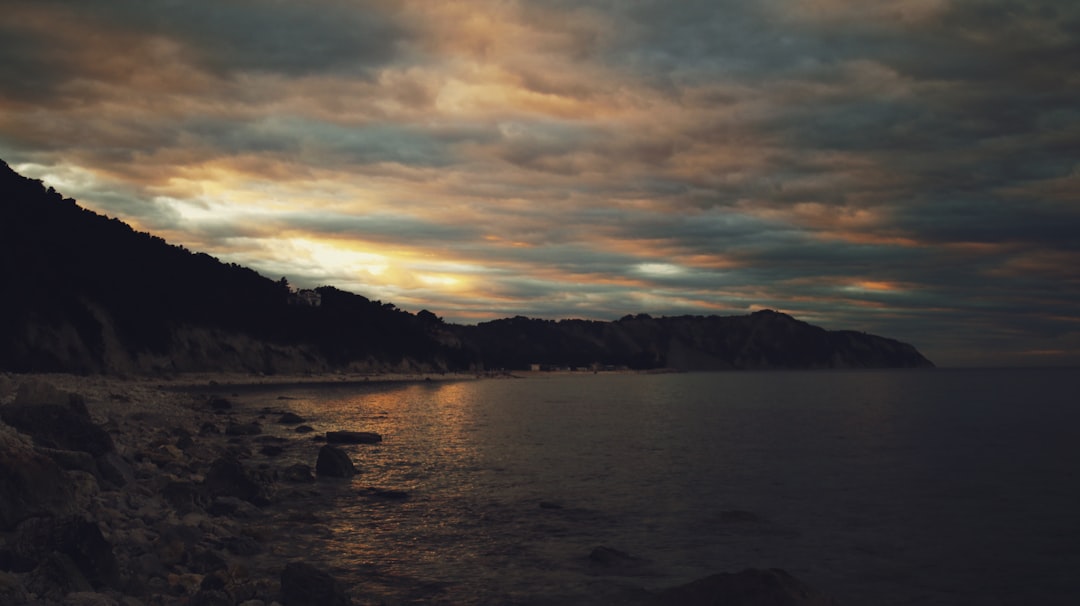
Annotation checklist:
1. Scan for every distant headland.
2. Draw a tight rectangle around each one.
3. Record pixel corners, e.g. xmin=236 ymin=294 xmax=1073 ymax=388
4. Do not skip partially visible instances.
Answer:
xmin=0 ymin=159 xmax=933 ymax=375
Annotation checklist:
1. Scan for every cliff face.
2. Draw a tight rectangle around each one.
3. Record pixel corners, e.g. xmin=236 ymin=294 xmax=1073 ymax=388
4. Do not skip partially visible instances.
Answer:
xmin=0 ymin=159 xmax=933 ymax=374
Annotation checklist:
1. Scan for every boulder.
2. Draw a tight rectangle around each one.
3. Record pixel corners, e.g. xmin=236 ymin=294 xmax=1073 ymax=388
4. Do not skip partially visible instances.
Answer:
xmin=651 ymin=568 xmax=838 ymax=606
xmin=278 ymin=412 xmax=306 ymax=425
xmin=226 ymin=422 xmax=262 ymax=436
xmin=325 ymin=431 xmax=382 ymax=445
xmin=315 ymin=445 xmax=357 ymax=478
xmin=204 ymin=456 xmax=271 ymax=504
xmin=1 ymin=382 xmax=114 ymax=456
xmin=282 ymin=464 xmax=316 ymax=483
xmin=26 ymin=552 xmax=93 ymax=600
xmin=0 ymin=423 xmax=79 ymax=530
xmin=280 ymin=561 xmax=352 ymax=606
xmin=11 ymin=516 xmax=120 ymax=593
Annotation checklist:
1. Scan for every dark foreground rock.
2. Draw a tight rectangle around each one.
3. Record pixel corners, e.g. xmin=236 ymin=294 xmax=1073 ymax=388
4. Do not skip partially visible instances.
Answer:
xmin=280 ymin=561 xmax=353 ymax=606
xmin=1 ymin=382 xmax=114 ymax=456
xmin=651 ymin=568 xmax=839 ymax=606
xmin=0 ymin=424 xmax=79 ymax=530
xmin=316 ymin=445 xmax=357 ymax=477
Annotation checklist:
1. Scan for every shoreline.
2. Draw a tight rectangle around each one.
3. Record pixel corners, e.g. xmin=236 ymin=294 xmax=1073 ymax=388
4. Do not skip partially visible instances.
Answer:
xmin=1 ymin=371 xmax=840 ymax=605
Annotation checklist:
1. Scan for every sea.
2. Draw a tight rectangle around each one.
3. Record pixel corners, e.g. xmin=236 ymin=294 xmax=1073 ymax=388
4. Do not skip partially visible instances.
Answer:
xmin=234 ymin=368 xmax=1080 ymax=605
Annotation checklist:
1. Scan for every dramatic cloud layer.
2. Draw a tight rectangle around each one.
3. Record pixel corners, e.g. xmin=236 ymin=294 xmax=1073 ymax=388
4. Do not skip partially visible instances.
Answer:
xmin=2 ymin=0 xmax=1078 ymax=366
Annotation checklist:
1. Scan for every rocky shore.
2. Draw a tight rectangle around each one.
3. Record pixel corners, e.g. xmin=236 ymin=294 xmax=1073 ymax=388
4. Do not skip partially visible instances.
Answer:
xmin=1 ymin=372 xmax=838 ymax=606
xmin=0 ymin=372 xmax=373 ymax=606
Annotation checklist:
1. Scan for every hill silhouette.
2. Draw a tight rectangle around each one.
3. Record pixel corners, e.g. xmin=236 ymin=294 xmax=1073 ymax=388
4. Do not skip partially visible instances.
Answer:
xmin=0 ymin=160 xmax=932 ymax=374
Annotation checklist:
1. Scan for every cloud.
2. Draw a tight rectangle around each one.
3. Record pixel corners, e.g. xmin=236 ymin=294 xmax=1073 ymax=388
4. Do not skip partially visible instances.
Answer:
xmin=1 ymin=0 xmax=1079 ymax=366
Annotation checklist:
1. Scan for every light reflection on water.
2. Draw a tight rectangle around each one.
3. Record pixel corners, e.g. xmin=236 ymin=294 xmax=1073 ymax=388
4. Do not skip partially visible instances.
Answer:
xmin=237 ymin=370 xmax=1080 ymax=605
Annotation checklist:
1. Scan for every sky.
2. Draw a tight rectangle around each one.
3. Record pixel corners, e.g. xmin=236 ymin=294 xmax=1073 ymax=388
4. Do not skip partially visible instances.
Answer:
xmin=1 ymin=0 xmax=1078 ymax=367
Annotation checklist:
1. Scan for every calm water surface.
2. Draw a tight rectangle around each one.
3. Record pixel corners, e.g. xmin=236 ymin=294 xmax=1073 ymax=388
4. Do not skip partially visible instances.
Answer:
xmin=242 ymin=369 xmax=1080 ymax=605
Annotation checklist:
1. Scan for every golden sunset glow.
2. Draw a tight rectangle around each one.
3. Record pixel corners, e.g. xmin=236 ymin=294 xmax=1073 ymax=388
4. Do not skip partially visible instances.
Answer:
xmin=2 ymin=0 xmax=1079 ymax=366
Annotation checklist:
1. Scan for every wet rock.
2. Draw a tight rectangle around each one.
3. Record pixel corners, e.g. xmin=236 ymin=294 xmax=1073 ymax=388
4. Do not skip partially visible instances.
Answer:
xmin=204 ymin=456 xmax=270 ymax=504
xmin=1 ymin=383 xmax=114 ymax=456
xmin=162 ymin=481 xmax=208 ymax=515
xmin=294 ymin=425 xmax=315 ymax=434
xmin=278 ymin=412 xmax=306 ymax=425
xmin=325 ymin=430 xmax=382 ymax=444
xmin=0 ymin=424 xmax=78 ymax=530
xmin=260 ymin=445 xmax=285 ymax=457
xmin=539 ymin=501 xmax=564 ymax=510
xmin=224 ymin=535 xmax=264 ymax=556
xmin=207 ymin=396 xmax=233 ymax=411
xmin=225 ymin=422 xmax=262 ymax=436
xmin=651 ymin=568 xmax=839 ymax=606
xmin=280 ymin=561 xmax=352 ymax=606
xmin=315 ymin=445 xmax=357 ymax=478
xmin=281 ymin=464 xmax=316 ymax=483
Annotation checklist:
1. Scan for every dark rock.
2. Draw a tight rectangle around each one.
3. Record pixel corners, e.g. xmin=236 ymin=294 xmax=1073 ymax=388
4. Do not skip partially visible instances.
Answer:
xmin=94 ymin=452 xmax=135 ymax=488
xmin=282 ymin=464 xmax=316 ymax=483
xmin=260 ymin=444 xmax=285 ymax=457
xmin=325 ymin=430 xmax=382 ymax=444
xmin=200 ymin=573 xmax=227 ymax=591
xmin=162 ymin=481 xmax=207 ymax=514
xmin=207 ymin=496 xmax=258 ymax=518
xmin=199 ymin=422 xmax=220 ymax=435
xmin=35 ymin=446 xmax=100 ymax=476
xmin=14 ymin=517 xmax=120 ymax=590
xmin=255 ymin=435 xmax=289 ymax=444
xmin=278 ymin=412 xmax=306 ymax=425
xmin=315 ymin=445 xmax=357 ymax=478
xmin=294 ymin=425 xmax=315 ymax=434
xmin=223 ymin=534 xmax=263 ymax=556
xmin=154 ymin=524 xmax=203 ymax=567
xmin=225 ymin=421 xmax=262 ymax=436
xmin=54 ymin=518 xmax=121 ymax=589
xmin=26 ymin=552 xmax=93 ymax=600
xmin=1 ymin=383 xmax=114 ymax=456
xmin=0 ymin=427 xmax=78 ymax=530
xmin=188 ymin=547 xmax=228 ymax=574
xmin=189 ymin=589 xmax=232 ymax=606
xmin=280 ymin=561 xmax=352 ymax=606
xmin=204 ymin=456 xmax=269 ymax=504
xmin=207 ymin=396 xmax=233 ymax=411
xmin=539 ymin=501 xmax=564 ymax=510
xmin=651 ymin=568 xmax=839 ymax=606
